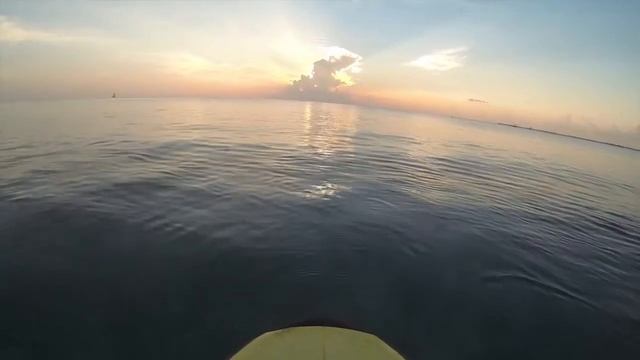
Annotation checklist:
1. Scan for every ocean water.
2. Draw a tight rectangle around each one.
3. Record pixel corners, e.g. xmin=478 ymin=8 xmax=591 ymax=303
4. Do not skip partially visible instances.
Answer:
xmin=0 ymin=98 xmax=639 ymax=359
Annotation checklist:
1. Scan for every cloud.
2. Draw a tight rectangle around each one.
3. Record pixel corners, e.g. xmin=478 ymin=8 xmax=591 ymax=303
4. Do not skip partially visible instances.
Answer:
xmin=405 ymin=47 xmax=467 ymax=71
xmin=468 ymin=98 xmax=488 ymax=103
xmin=286 ymin=46 xmax=362 ymax=101
xmin=0 ymin=15 xmax=85 ymax=43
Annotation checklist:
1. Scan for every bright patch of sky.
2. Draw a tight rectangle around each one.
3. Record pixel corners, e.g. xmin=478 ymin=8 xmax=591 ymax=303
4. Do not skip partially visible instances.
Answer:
xmin=1 ymin=0 xmax=639 ymax=145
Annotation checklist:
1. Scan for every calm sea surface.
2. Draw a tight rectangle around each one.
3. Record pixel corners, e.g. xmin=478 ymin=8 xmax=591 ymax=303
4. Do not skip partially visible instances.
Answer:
xmin=1 ymin=98 xmax=639 ymax=359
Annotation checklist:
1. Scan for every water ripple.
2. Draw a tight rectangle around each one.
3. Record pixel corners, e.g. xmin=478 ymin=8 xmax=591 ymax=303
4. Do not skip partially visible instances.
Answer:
xmin=1 ymin=98 xmax=639 ymax=359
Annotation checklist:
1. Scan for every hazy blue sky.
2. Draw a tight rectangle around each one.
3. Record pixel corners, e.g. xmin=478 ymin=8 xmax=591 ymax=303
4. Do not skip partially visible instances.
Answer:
xmin=1 ymin=0 xmax=639 ymax=145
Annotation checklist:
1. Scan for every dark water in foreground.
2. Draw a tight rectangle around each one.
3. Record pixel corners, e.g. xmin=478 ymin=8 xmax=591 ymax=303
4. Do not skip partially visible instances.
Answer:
xmin=1 ymin=98 xmax=639 ymax=359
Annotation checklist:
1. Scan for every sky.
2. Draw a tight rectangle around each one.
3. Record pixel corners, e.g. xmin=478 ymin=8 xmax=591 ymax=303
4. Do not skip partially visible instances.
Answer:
xmin=1 ymin=0 xmax=639 ymax=147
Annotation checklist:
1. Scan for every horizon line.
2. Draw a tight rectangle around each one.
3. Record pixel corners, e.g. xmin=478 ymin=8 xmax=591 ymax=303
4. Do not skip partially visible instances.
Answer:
xmin=2 ymin=94 xmax=638 ymax=152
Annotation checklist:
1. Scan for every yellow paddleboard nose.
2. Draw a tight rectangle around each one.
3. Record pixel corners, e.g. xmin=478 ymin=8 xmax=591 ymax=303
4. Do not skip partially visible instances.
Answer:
xmin=231 ymin=326 xmax=405 ymax=360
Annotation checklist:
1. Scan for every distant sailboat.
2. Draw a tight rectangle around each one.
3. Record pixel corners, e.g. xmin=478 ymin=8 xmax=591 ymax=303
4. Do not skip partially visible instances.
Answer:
xmin=112 ymin=92 xmax=116 ymax=98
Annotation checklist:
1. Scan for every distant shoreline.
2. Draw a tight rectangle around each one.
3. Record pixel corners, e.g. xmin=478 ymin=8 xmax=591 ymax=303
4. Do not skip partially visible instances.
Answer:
xmin=447 ymin=115 xmax=639 ymax=152
xmin=494 ymin=122 xmax=640 ymax=152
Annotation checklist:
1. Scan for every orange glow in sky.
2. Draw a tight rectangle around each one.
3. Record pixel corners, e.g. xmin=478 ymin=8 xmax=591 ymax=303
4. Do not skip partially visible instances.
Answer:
xmin=1 ymin=1 xmax=639 ymax=147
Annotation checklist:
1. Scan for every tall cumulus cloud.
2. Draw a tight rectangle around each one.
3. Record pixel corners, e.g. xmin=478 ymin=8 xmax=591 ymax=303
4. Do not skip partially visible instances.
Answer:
xmin=286 ymin=47 xmax=362 ymax=102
